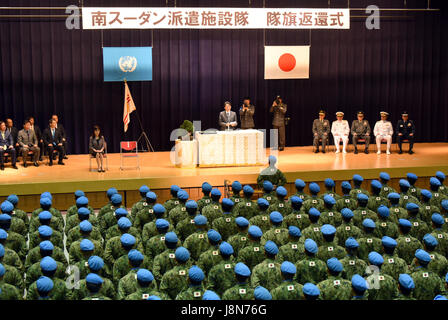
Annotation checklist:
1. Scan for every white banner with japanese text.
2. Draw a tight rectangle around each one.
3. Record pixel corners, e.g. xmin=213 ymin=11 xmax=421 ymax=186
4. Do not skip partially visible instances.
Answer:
xmin=82 ymin=7 xmax=350 ymax=29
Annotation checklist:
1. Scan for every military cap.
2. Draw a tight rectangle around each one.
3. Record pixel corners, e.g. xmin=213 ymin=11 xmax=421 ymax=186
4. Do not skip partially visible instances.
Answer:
xmin=248 ymin=226 xmax=262 ymax=238
xmin=137 ymin=269 xmax=154 ymax=282
xmin=357 ymin=193 xmax=369 ymax=202
xmin=88 ymin=256 xmax=104 ymax=271
xmin=336 ymin=111 xmax=344 ymax=116
xmin=0 ymin=201 xmax=13 ymax=214
xmin=38 ymin=210 xmax=52 ymax=220
xmin=288 ymin=226 xmax=301 ymax=238
xmin=264 ymin=241 xmax=279 ymax=255
xmin=39 ymin=240 xmax=54 ymax=251
xmin=270 ymin=211 xmax=283 ymax=224
xmin=406 ymin=173 xmax=418 ymax=183
xmin=377 ymin=205 xmax=390 ymax=218
xmin=357 ymin=111 xmax=364 ymax=115
xmin=398 ymin=219 xmax=412 ymax=229
xmin=77 ymin=207 xmax=90 ymax=217
xmin=221 ymin=198 xmax=234 ymax=211
xmin=421 ymin=189 xmax=432 ymax=199
xmin=295 ymin=179 xmax=306 ymax=189
xmin=211 ymin=189 xmax=222 ymax=197
xmin=371 ymin=180 xmax=382 ymax=190
xmin=321 ymin=224 xmax=336 ymax=236
xmin=80 ymin=220 xmax=92 ymax=232
xmin=406 ymin=202 xmax=419 ymax=211
xmin=189 ymin=266 xmax=205 ymax=282
xmin=202 ymin=290 xmax=220 ymax=300
xmin=379 ymin=172 xmax=390 ymax=181
xmin=175 ymin=247 xmax=190 ymax=262
xmin=327 ymin=258 xmax=343 ymax=272
xmin=113 ymin=208 xmax=127 ymax=218
xmin=290 ymin=196 xmax=303 ymax=205
xmin=368 ymin=252 xmax=384 ymax=266
xmin=353 ymin=174 xmax=364 ymax=183
xmin=351 ymin=274 xmax=368 ymax=292
xmin=177 ymin=190 xmax=189 ymax=201
xmin=146 ymin=191 xmax=157 ymax=201
xmin=201 ymin=182 xmax=212 ymax=193
xmin=281 ymin=261 xmax=296 ymax=275
xmin=268 ymin=155 xmax=277 ymax=165
xmin=40 ymin=197 xmax=52 ymax=207
xmin=343 ymin=238 xmax=358 ymax=250
xmin=441 ymin=200 xmax=448 ymax=211
xmin=308 ymin=208 xmax=321 ymax=218
xmin=207 ymin=229 xmax=221 ymax=242
xmin=139 ymin=185 xmax=150 ymax=194
xmin=432 ymin=213 xmax=445 ymax=226
xmin=254 ymin=286 xmax=272 ymax=300
xmin=380 ymin=111 xmax=389 ymax=116
xmin=0 ymin=214 xmax=11 ymax=222
xmin=415 ymin=249 xmax=431 ymax=263
xmin=341 ymin=208 xmax=354 ymax=219
xmin=106 ymin=188 xmax=118 ymax=198
xmin=434 ymin=295 xmax=448 ymax=300
xmin=323 ymin=195 xmax=336 ymax=205
xmin=309 ymin=182 xmax=320 ymax=194
xmin=235 ymin=217 xmax=249 ymax=228
xmin=263 ymin=181 xmax=274 ymax=192
xmin=157 ymin=229 xmax=175 ymax=243
xmin=170 ymin=185 xmax=180 ymax=193
xmin=234 ymin=262 xmax=251 ymax=277
xmin=128 ymin=249 xmax=144 ymax=262
xmin=436 ymin=171 xmax=446 ymax=181
xmin=118 ymin=217 xmax=132 ymax=230
xmin=324 ymin=178 xmax=335 ymax=188
xmin=194 ymin=215 xmax=207 ymax=226
xmin=76 ymin=196 xmax=88 ymax=206
xmin=120 ymin=233 xmax=136 ymax=247
xmin=398 ymin=274 xmax=415 ymax=290
xmin=401 ymin=111 xmax=408 ymax=116
xmin=341 ymin=181 xmax=352 ymax=190
xmin=305 ymin=239 xmax=318 ymax=254
xmin=430 ymin=177 xmax=441 ymax=187
xmin=6 ymin=195 xmax=18 ymax=206
xmin=80 ymin=239 xmax=94 ymax=251
xmin=38 ymin=226 xmax=52 ymax=237
xmin=155 ymin=219 xmax=170 ymax=230
xmin=86 ymin=273 xmax=103 ymax=285
xmin=37 ymin=276 xmax=54 ymax=293
xmin=382 ymin=236 xmax=397 ymax=248
xmin=0 ymin=263 xmax=4 ymax=277
xmin=303 ymin=283 xmax=320 ymax=297
xmin=219 ymin=242 xmax=234 ymax=256
xmin=40 ymin=192 xmax=52 ymax=200
xmin=318 ymin=110 xmax=326 ymax=115
xmin=40 ymin=256 xmax=57 ymax=271
xmin=0 ymin=244 xmax=4 ymax=257
xmin=423 ymin=234 xmax=438 ymax=247
xmin=111 ymin=194 xmax=122 ymax=205
xmin=232 ymin=181 xmax=242 ymax=192
xmin=243 ymin=185 xmax=254 ymax=195
xmin=399 ymin=179 xmax=411 ymax=188
xmin=276 ymin=186 xmax=287 ymax=197
xmin=185 ymin=200 xmax=198 ymax=209
xmin=257 ymin=198 xmax=270 ymax=209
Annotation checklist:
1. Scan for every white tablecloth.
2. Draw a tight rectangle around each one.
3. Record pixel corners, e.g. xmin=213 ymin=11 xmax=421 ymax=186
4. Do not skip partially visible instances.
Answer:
xmin=174 ymin=139 xmax=197 ymax=168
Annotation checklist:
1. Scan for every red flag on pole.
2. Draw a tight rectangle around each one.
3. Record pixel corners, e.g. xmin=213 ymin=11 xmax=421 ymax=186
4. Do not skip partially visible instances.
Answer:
xmin=123 ymin=81 xmax=136 ymax=132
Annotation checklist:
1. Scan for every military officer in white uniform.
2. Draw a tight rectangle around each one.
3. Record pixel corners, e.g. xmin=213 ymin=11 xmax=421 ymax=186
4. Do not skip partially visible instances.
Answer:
xmin=374 ymin=111 xmax=394 ymax=155
xmin=331 ymin=111 xmax=350 ymax=154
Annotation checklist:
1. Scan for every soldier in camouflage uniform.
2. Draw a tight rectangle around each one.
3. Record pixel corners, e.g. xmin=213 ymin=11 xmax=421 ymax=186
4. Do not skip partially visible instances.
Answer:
xmin=0 ymin=264 xmax=22 ymax=300
xmin=31 ymin=195 xmax=63 ymax=222
xmin=130 ymin=185 xmax=150 ymax=222
xmin=317 ymin=258 xmax=352 ymax=300
xmin=207 ymin=242 xmax=237 ymax=296
xmin=66 ymin=220 xmax=103 ymax=250
xmin=159 ymin=247 xmax=191 ymax=299
xmin=410 ymin=234 xmax=448 ymax=278
xmin=24 ymin=241 xmax=66 ymax=273
xmin=105 ymin=217 xmax=141 ymax=244
xmin=351 ymin=274 xmax=369 ymax=300
xmin=260 ymin=211 xmax=289 ymax=247
xmin=176 ymin=266 xmax=207 ymax=300
xmin=163 ymin=185 xmax=181 ymax=214
xmin=398 ymin=179 xmax=421 ymax=208
xmin=419 ymin=189 xmax=440 ymax=225
xmin=212 ymin=198 xmax=239 ymax=241
xmin=132 ymin=192 xmax=158 ymax=231
xmin=249 ymin=198 xmax=271 ymax=233
xmin=113 ymin=249 xmax=150 ymax=287
xmin=99 ymin=195 xmax=127 ymax=236
xmin=379 ymin=172 xmax=397 ymax=198
xmin=197 ymin=229 xmax=223 ymax=275
xmin=141 ymin=204 xmax=173 ymax=243
xmin=429 ymin=177 xmax=448 ymax=208
xmin=0 ymin=254 xmax=24 ymax=290
xmin=319 ymin=195 xmax=342 ymax=227
xmin=294 ymin=239 xmax=327 ymax=285
xmin=317 ymin=224 xmax=345 ymax=262
xmin=357 ymin=219 xmax=383 ymax=261
xmin=0 ymin=226 xmax=26 ymax=262
xmin=97 ymin=188 xmax=118 ymax=223
xmin=233 ymin=185 xmax=257 ymax=219
xmin=28 ymin=225 xmax=63 ymax=251
xmin=26 ymin=257 xmax=66 ymax=292
xmin=124 ymin=269 xmax=168 ymax=300
xmin=374 ymin=205 xmax=399 ymax=239
xmin=175 ymin=200 xmax=199 ymax=242
xmin=28 ymin=210 xmax=63 ymax=235
xmin=228 ymin=181 xmax=243 ymax=208
xmin=251 ymin=241 xmax=282 ymax=291
xmin=406 ymin=173 xmax=422 ymax=199
xmin=350 ymin=174 xmax=370 ymax=199
xmin=238 ymin=226 xmax=265 ymax=270
xmin=435 ymin=171 xmax=448 ymax=196
xmin=353 ymin=194 xmax=378 ymax=228
xmin=396 ymin=219 xmax=423 ymax=265
xmin=430 ymin=214 xmax=448 ymax=257
xmin=366 ymin=252 xmax=399 ymax=300
xmin=66 ymin=194 xmax=94 ymax=219
xmin=65 ymin=207 xmax=99 ymax=234
xmin=183 ymin=215 xmax=211 ymax=261
xmin=367 ymin=180 xmax=389 ymax=213
xmin=27 ymin=274 xmax=68 ymax=300
xmin=0 ymin=213 xmax=26 ymax=242
xmin=336 ymin=208 xmax=363 ymax=247
xmin=222 ymin=262 xmax=254 ymax=300
xmin=301 ymin=208 xmax=325 ymax=246
xmin=260 ymin=181 xmax=278 ymax=206
xmin=104 ymin=233 xmax=143 ymax=277
xmin=284 ymin=196 xmax=310 ymax=231
xmin=227 ymin=217 xmax=250 ymax=257
xmin=256 ymin=155 xmax=287 ymax=189
xmin=319 ymin=178 xmax=342 ymax=202
xmin=167 ymin=190 xmax=189 ymax=228
xmin=292 ymin=179 xmax=310 ymax=202
xmin=394 ymin=273 xmax=416 ymax=300
xmin=302 ymin=182 xmax=324 ymax=214
xmin=410 ymin=249 xmax=445 ymax=300
xmin=152 ymin=232 xmax=183 ymax=283
xmin=271 ymin=261 xmax=304 ymax=300
xmin=335 ymin=181 xmax=358 ymax=212
xmin=340 ymin=238 xmax=367 ymax=280
xmin=81 ymin=273 xmax=111 ymax=300
xmin=5 ymin=195 xmax=29 ymax=231
xmin=197 ymin=182 xmax=213 ymax=214
xmin=69 ymin=238 xmax=103 ymax=264
xmin=380 ymin=236 xmax=409 ymax=281
xmin=268 ymin=186 xmax=292 ymax=217
xmin=144 ymin=219 xmax=175 ymax=263
xmin=276 ymin=226 xmax=305 ymax=263
xmin=0 ymin=243 xmax=23 ymax=273
xmin=1 ymin=201 xmax=27 ymax=237
xmin=404 ymin=202 xmax=430 ymax=241
xmin=201 ymin=189 xmax=223 ymax=225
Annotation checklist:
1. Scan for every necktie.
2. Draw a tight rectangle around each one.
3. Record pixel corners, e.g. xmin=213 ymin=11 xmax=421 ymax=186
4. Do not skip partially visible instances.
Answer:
xmin=52 ymin=129 xmax=55 ymax=138
xmin=1 ymin=132 xmax=4 ymax=140
xmin=27 ymin=131 xmax=30 ymax=143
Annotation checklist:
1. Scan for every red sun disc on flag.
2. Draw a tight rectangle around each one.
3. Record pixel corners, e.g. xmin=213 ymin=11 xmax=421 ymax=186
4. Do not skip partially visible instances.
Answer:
xmin=278 ymin=53 xmax=296 ymax=72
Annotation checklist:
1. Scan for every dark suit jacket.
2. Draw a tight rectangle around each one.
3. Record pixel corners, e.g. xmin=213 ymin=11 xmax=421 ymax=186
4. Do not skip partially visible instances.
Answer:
xmin=219 ymin=111 xmax=237 ymax=131
xmin=0 ymin=130 xmax=14 ymax=148
xmin=43 ymin=127 xmax=64 ymax=146
xmin=55 ymin=123 xmax=66 ymax=139
xmin=6 ymin=127 xmax=18 ymax=145
xmin=31 ymin=125 xmax=42 ymax=142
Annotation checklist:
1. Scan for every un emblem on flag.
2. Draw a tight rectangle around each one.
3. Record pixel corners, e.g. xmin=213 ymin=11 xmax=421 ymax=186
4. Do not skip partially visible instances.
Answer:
xmin=119 ymin=56 xmax=138 ymax=72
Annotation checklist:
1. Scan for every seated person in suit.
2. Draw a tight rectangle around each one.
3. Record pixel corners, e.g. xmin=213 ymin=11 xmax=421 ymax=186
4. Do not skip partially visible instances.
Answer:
xmin=28 ymin=116 xmax=43 ymax=161
xmin=18 ymin=120 xmax=40 ymax=167
xmin=0 ymin=121 xmax=18 ymax=170
xmin=219 ymin=101 xmax=238 ymax=131
xmin=5 ymin=118 xmax=19 ymax=155
xmin=42 ymin=119 xmax=65 ymax=166
xmin=51 ymin=114 xmax=68 ymax=159
xmin=89 ymin=125 xmax=106 ymax=173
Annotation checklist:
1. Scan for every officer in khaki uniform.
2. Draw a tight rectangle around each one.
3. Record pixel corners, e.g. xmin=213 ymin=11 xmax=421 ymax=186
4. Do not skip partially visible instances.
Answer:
xmin=312 ymin=110 xmax=330 ymax=153
xmin=351 ymin=111 xmax=371 ymax=154
xmin=270 ymin=96 xmax=287 ymax=151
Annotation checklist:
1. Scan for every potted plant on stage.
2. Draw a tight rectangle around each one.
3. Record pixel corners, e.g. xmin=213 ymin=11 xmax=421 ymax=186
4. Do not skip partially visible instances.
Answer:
xmin=180 ymin=120 xmax=194 ymax=141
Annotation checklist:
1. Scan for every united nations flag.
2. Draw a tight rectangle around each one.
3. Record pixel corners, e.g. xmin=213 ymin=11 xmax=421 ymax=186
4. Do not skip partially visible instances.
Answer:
xmin=103 ymin=47 xmax=152 ymax=82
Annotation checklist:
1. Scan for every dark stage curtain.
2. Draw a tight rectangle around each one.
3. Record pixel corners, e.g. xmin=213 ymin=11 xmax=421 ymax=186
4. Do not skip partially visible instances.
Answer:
xmin=0 ymin=0 xmax=447 ymax=154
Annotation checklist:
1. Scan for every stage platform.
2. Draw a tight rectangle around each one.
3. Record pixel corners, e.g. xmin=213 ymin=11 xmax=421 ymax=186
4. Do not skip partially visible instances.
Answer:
xmin=1 ymin=143 xmax=447 ymax=211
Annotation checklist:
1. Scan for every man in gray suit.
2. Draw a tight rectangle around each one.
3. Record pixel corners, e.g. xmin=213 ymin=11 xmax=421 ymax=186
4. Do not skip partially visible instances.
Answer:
xmin=219 ymin=101 xmax=238 ymax=131
xmin=270 ymin=96 xmax=287 ymax=151
xmin=17 ymin=120 xmax=40 ymax=167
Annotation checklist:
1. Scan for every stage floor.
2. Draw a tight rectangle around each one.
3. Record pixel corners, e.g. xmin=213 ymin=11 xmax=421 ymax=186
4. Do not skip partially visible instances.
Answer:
xmin=1 ymin=143 xmax=447 ymax=196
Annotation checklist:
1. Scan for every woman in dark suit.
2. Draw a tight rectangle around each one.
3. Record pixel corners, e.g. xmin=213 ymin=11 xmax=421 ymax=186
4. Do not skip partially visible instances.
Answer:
xmin=89 ymin=125 xmax=106 ymax=172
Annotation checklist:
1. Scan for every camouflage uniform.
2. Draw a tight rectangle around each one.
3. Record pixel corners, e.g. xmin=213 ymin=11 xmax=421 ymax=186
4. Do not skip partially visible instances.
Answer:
xmin=163 ymin=198 xmax=180 ymax=215
xmin=319 ymin=191 xmax=342 ymax=202
xmin=175 ymin=216 xmax=199 ymax=242
xmin=316 ymin=242 xmax=346 ymax=262
xmin=27 ymin=278 xmax=68 ymax=300
xmin=65 ymin=215 xmax=99 ymax=235
xmin=283 ymin=210 xmax=310 ymax=230
xmin=141 ymin=222 xmax=172 ymax=244
xmin=396 ymin=235 xmax=423 ymax=265
xmin=294 ymin=255 xmax=327 ymax=285
xmin=68 ymin=239 xmax=104 ymax=264
xmin=262 ymin=192 xmax=279 ymax=207
xmin=153 ymin=248 xmax=191 ymax=283
xmin=411 ymin=267 xmax=445 ymax=300
xmin=29 ymin=217 xmax=64 ymax=235
xmin=103 ymin=237 xmax=144 ymax=275
xmin=222 ymin=282 xmax=255 ymax=300
xmin=379 ymin=185 xmax=397 ymax=199
xmin=353 ymin=207 xmax=378 ymax=228
xmin=374 ymin=219 xmax=399 ymax=239
xmin=100 ymin=207 xmax=128 ymax=235
xmin=419 ymin=204 xmax=440 ymax=226
xmin=267 ymin=200 xmax=292 ymax=217
xmin=399 ymin=194 xmax=421 ymax=209
xmin=408 ymin=185 xmax=422 ymax=199
xmin=26 ymin=262 xmax=67 ymax=288
xmin=335 ymin=196 xmax=358 ymax=212
xmin=0 ymin=282 xmax=22 ymax=300
xmin=260 ymin=226 xmax=290 ymax=247
xmin=31 ymin=207 xmax=63 ymax=221
xmin=302 ymin=197 xmax=325 ymax=214
xmin=168 ymin=204 xmax=188 ymax=229
xmin=113 ymin=257 xmax=152 ymax=285
xmin=69 ymin=278 xmax=116 ymax=300
xmin=159 ymin=264 xmax=190 ymax=299
xmin=207 ymin=260 xmax=237 ymax=296
xmin=357 ymin=235 xmax=383 ymax=262
xmin=133 ymin=202 xmax=156 ymax=228
xmin=66 ymin=226 xmax=104 ymax=249
xmin=116 ymin=268 xmax=156 ymax=299
xmin=197 ymin=247 xmax=225 ymax=275
xmin=430 ymin=190 xmax=448 ymax=208
xmin=256 ymin=166 xmax=287 ymax=189
xmin=1 ymin=264 xmax=24 ymax=290
xmin=125 ymin=288 xmax=170 ymax=300
xmin=233 ymin=199 xmax=257 ymax=220
xmin=176 ymin=284 xmax=207 ymax=300
xmin=301 ymin=223 xmax=325 ymax=246
xmin=144 ymin=234 xmax=175 ymax=264
xmin=340 ymin=255 xmax=368 ymax=280
xmin=276 ymin=241 xmax=305 ymax=264
xmin=335 ymin=222 xmax=363 ymax=247
xmin=5 ymin=217 xmax=27 ymax=237
xmin=366 ymin=272 xmax=398 ymax=300
xmin=388 ymin=206 xmax=408 ymax=225
xmin=349 ymin=188 xmax=370 ymax=199
xmin=2 ymin=231 xmax=27 ymax=261
xmin=430 ymin=229 xmax=448 ymax=257
xmin=212 ymin=215 xmax=239 ymax=241
xmin=319 ymin=209 xmax=343 ymax=228
xmin=227 ymin=232 xmax=250 ymax=257
xmin=66 ymin=205 xmax=94 ymax=218
xmin=105 ymin=225 xmax=142 ymax=244
xmin=407 ymin=217 xmax=431 ymax=241
xmin=249 ymin=213 xmax=272 ymax=234
xmin=271 ymin=280 xmax=304 ymax=300
xmin=82 ymin=294 xmax=111 ymax=300
xmin=183 ymin=230 xmax=211 ymax=261
xmin=201 ymin=202 xmax=223 ymax=226
xmin=25 ymin=246 xmax=67 ymax=271
xmin=381 ymin=253 xmax=409 ymax=280
xmin=410 ymin=250 xmax=448 ymax=278
xmin=317 ymin=275 xmax=352 ymax=300
xmin=292 ymin=191 xmax=310 ymax=202
xmin=1 ymin=248 xmax=23 ymax=273
xmin=197 ymin=196 xmax=213 ymax=214
xmin=28 ymin=231 xmax=63 ymax=251
xmin=130 ymin=198 xmax=147 ymax=222
xmin=10 ymin=208 xmax=29 ymax=231
xmin=238 ymin=242 xmax=265 ymax=270
xmin=251 ymin=258 xmax=282 ymax=291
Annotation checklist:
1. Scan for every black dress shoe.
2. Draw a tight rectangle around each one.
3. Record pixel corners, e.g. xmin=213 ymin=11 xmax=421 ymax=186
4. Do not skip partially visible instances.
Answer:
xmin=58 ymin=161 xmax=65 ymax=165
xmin=398 ymin=150 xmax=403 ymax=154
xmin=12 ymin=165 xmax=18 ymax=169
xmin=23 ymin=163 xmax=27 ymax=168
xmin=409 ymin=150 xmax=414 ymax=155
xmin=314 ymin=150 xmax=319 ymax=153
xmin=49 ymin=162 xmax=53 ymax=166
xmin=354 ymin=149 xmax=358 ymax=154
xmin=0 ymin=166 xmax=4 ymax=171
xmin=364 ymin=149 xmax=369 ymax=154
xmin=34 ymin=162 xmax=39 ymax=167
xmin=322 ymin=150 xmax=326 ymax=153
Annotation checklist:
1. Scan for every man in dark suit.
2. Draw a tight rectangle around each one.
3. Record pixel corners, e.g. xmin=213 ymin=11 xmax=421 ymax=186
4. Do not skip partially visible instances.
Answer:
xmin=5 ymin=118 xmax=19 ymax=154
xmin=28 ymin=116 xmax=43 ymax=161
xmin=17 ymin=120 xmax=40 ymax=167
xmin=52 ymin=114 xmax=68 ymax=159
xmin=218 ymin=101 xmax=238 ymax=131
xmin=43 ymin=119 xmax=65 ymax=166
xmin=0 ymin=121 xmax=18 ymax=170
xmin=396 ymin=111 xmax=416 ymax=154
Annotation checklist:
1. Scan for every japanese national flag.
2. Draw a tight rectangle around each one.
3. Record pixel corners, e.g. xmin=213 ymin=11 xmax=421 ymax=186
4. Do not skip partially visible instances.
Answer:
xmin=264 ymin=46 xmax=310 ymax=79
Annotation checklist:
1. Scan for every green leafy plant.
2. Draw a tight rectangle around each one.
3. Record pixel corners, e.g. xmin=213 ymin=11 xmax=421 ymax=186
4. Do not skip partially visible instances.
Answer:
xmin=180 ymin=120 xmax=194 ymax=134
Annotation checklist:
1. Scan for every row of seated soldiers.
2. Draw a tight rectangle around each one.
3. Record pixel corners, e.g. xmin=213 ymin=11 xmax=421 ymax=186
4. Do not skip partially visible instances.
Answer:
xmin=0 ymin=170 xmax=447 ymax=300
